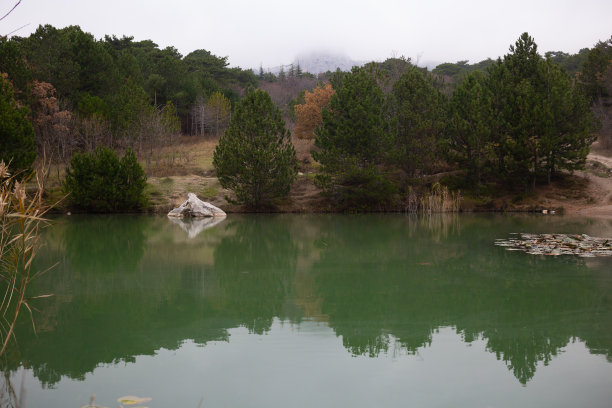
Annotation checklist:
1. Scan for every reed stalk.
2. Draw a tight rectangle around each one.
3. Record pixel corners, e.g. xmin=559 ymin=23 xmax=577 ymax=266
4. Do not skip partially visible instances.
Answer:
xmin=404 ymin=182 xmax=462 ymax=213
xmin=0 ymin=161 xmax=52 ymax=357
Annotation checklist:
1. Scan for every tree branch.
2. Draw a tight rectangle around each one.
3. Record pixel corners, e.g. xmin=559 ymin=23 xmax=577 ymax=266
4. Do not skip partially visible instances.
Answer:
xmin=0 ymin=0 xmax=21 ymax=22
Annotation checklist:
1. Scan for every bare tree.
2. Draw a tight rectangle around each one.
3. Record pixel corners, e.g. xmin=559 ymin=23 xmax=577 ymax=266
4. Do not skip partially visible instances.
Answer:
xmin=190 ymin=92 xmax=231 ymax=138
xmin=73 ymin=115 xmax=113 ymax=152
xmin=30 ymin=81 xmax=75 ymax=182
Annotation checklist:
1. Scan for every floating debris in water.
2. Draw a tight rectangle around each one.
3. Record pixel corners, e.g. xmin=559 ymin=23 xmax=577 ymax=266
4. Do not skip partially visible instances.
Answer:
xmin=494 ymin=233 xmax=612 ymax=257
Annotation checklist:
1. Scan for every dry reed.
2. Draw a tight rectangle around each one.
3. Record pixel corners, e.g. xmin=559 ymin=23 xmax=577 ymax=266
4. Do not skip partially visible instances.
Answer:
xmin=404 ymin=182 xmax=462 ymax=214
xmin=0 ymin=161 xmax=52 ymax=357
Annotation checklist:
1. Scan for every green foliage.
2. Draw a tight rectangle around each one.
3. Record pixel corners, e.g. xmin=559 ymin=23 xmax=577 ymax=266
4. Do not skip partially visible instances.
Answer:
xmin=578 ymin=37 xmax=612 ymax=101
xmin=0 ymin=76 xmax=36 ymax=174
xmin=486 ymin=33 xmax=596 ymax=187
xmin=432 ymin=58 xmax=495 ymax=80
xmin=6 ymin=24 xmax=257 ymax=129
xmin=19 ymin=25 xmax=117 ymax=105
xmin=0 ymin=38 xmax=32 ymax=97
xmin=77 ymin=94 xmax=110 ymax=118
xmin=161 ymin=101 xmax=180 ymax=133
xmin=390 ymin=66 xmax=448 ymax=177
xmin=447 ymin=71 xmax=493 ymax=186
xmin=108 ymin=79 xmax=152 ymax=137
xmin=63 ymin=148 xmax=147 ymax=212
xmin=545 ymin=49 xmax=589 ymax=76
xmin=433 ymin=60 xmax=470 ymax=77
xmin=313 ymin=67 xmax=395 ymax=209
xmin=213 ymin=89 xmax=297 ymax=208
xmin=540 ymin=59 xmax=596 ymax=178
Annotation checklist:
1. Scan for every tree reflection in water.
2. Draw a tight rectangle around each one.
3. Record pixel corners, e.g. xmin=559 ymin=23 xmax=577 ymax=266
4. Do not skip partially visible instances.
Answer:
xmin=0 ymin=214 xmax=610 ymax=387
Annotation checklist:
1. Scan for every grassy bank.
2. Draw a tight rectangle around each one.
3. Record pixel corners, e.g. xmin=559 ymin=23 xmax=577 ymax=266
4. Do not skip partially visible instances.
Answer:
xmin=43 ymin=137 xmax=612 ymax=215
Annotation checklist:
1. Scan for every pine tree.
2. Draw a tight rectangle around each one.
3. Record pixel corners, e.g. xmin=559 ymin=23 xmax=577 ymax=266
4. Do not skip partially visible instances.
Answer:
xmin=390 ymin=66 xmax=447 ymax=178
xmin=313 ymin=67 xmax=395 ymax=209
xmin=539 ymin=58 xmax=596 ymax=183
xmin=0 ymin=75 xmax=36 ymax=174
xmin=487 ymin=33 xmax=596 ymax=187
xmin=278 ymin=66 xmax=286 ymax=81
xmin=448 ymin=71 xmax=493 ymax=187
xmin=213 ymin=89 xmax=297 ymax=208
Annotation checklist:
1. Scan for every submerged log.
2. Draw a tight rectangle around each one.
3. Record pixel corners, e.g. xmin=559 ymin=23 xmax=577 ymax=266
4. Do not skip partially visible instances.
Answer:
xmin=167 ymin=193 xmax=226 ymax=218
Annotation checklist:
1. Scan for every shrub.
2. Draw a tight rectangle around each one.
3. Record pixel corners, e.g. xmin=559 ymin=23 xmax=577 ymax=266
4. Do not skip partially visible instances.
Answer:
xmin=63 ymin=148 xmax=147 ymax=212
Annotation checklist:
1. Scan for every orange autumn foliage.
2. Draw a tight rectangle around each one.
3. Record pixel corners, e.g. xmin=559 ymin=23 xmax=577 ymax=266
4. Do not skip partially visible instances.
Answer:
xmin=294 ymin=83 xmax=334 ymax=139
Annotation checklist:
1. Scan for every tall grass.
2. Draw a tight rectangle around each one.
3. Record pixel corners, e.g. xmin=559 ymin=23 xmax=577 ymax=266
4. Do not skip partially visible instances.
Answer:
xmin=0 ymin=161 xmax=52 ymax=357
xmin=404 ymin=182 xmax=462 ymax=213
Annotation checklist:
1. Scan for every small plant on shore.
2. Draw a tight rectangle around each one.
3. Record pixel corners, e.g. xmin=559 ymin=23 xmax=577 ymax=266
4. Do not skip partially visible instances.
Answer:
xmin=63 ymin=148 xmax=147 ymax=212
xmin=404 ymin=183 xmax=462 ymax=213
xmin=420 ymin=183 xmax=462 ymax=213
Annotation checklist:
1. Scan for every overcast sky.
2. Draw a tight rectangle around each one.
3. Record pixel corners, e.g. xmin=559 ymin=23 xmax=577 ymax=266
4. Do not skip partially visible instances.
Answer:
xmin=3 ymin=0 xmax=611 ymax=69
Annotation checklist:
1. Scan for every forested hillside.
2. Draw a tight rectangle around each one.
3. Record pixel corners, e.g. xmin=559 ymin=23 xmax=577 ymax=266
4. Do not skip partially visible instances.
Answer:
xmin=1 ymin=24 xmax=611 ymax=212
xmin=1 ymin=24 xmax=257 ymax=133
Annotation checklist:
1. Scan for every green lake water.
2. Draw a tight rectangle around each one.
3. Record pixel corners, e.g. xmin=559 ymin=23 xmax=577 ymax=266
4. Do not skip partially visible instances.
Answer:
xmin=2 ymin=214 xmax=612 ymax=407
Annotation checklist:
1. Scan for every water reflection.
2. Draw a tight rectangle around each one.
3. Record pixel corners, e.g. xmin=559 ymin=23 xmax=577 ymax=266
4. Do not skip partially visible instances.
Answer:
xmin=213 ymin=216 xmax=300 ymax=333
xmin=63 ymin=215 xmax=149 ymax=274
xmin=1 ymin=214 xmax=611 ymax=390
xmin=309 ymin=215 xmax=612 ymax=384
xmin=168 ymin=216 xmax=226 ymax=238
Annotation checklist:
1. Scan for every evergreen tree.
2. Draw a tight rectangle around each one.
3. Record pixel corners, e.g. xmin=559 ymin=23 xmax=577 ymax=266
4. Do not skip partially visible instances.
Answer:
xmin=489 ymin=33 xmax=543 ymax=186
xmin=313 ymin=67 xmax=395 ymax=209
xmin=390 ymin=66 xmax=447 ymax=178
xmin=0 ymin=75 xmax=36 ymax=174
xmin=63 ymin=148 xmax=147 ymax=212
xmin=578 ymin=37 xmax=612 ymax=102
xmin=448 ymin=71 xmax=493 ymax=187
xmin=213 ymin=89 xmax=297 ymax=208
xmin=487 ymin=33 xmax=596 ymax=187
xmin=539 ymin=58 xmax=596 ymax=183
xmin=278 ymin=66 xmax=286 ymax=81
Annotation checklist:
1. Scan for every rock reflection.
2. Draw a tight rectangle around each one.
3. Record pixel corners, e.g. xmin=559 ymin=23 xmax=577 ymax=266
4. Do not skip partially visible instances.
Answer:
xmin=168 ymin=216 xmax=226 ymax=238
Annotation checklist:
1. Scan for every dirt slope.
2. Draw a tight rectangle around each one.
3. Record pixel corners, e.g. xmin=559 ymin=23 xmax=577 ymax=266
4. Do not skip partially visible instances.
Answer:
xmin=572 ymin=153 xmax=612 ymax=217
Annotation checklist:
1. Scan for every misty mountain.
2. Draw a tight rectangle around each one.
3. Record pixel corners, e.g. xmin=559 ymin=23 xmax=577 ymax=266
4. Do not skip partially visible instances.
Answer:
xmin=294 ymin=51 xmax=365 ymax=74
xmin=257 ymin=51 xmax=366 ymax=75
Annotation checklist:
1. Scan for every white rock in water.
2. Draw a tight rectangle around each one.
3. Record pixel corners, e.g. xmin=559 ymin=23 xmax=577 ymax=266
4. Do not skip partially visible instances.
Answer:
xmin=167 ymin=193 xmax=226 ymax=218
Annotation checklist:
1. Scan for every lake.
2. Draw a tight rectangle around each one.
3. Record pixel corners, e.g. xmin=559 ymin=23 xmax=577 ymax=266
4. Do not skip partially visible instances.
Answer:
xmin=2 ymin=214 xmax=612 ymax=408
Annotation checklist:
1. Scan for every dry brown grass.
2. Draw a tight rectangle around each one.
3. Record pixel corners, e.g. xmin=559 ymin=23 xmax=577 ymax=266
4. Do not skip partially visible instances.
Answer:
xmin=0 ymin=162 xmax=53 ymax=357
xmin=145 ymin=136 xmax=219 ymax=177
